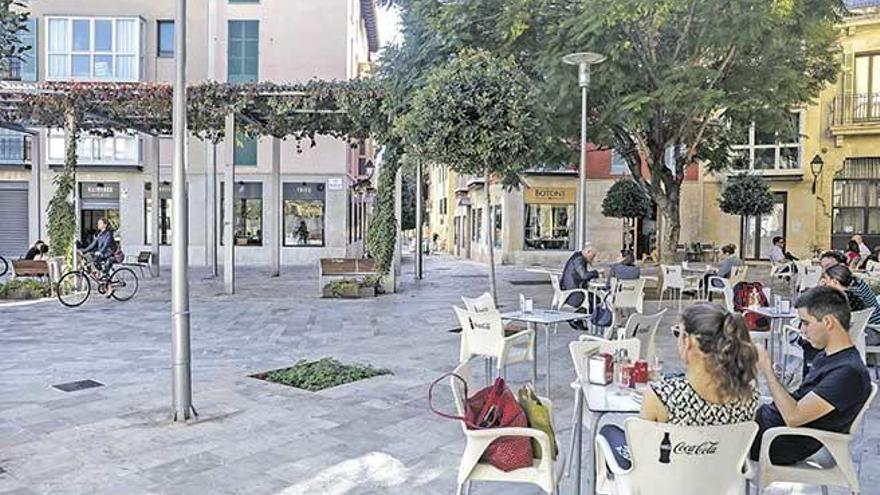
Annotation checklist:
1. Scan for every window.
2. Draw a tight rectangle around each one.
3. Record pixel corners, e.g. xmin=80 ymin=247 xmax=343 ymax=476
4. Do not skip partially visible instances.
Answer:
xmin=524 ymin=204 xmax=574 ymax=250
xmin=832 ymin=158 xmax=880 ymax=249
xmin=220 ymin=182 xmax=263 ymax=246
xmin=730 ymin=112 xmax=803 ymax=172
xmin=741 ymin=192 xmax=787 ymax=260
xmin=227 ymin=20 xmax=258 ymax=83
xmin=47 ymin=130 xmax=140 ymax=165
xmin=144 ymin=182 xmax=172 ymax=245
xmin=853 ymin=54 xmax=880 ymax=121
xmin=284 ymin=182 xmax=325 ymax=247
xmin=157 ymin=20 xmax=174 ymax=58
xmin=471 ymin=208 xmax=482 ymax=243
xmin=46 ymin=17 xmax=141 ymax=81
xmin=610 ymin=150 xmax=628 ymax=175
xmin=233 ymin=124 xmax=257 ymax=165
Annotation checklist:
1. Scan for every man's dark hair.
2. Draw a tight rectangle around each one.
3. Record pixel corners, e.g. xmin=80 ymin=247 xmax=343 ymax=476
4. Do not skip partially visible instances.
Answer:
xmin=820 ymin=250 xmax=847 ymax=265
xmin=795 ymin=286 xmax=851 ymax=330
xmin=721 ymin=244 xmax=736 ymax=255
xmin=772 ymin=236 xmax=784 ymax=245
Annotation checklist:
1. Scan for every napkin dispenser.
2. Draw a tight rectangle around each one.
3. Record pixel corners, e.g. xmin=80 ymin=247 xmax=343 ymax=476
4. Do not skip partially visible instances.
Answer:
xmin=589 ymin=352 xmax=613 ymax=385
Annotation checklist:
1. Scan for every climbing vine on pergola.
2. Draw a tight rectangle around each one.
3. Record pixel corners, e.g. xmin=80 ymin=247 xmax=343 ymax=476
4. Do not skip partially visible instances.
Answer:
xmin=0 ymin=80 xmax=391 ymax=268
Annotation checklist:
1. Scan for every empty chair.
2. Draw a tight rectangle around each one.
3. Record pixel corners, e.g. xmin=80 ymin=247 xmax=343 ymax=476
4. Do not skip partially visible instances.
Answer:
xmin=595 ymin=418 xmax=758 ymax=495
xmin=755 ymin=383 xmax=878 ymax=495
xmin=454 ymin=306 xmax=534 ymax=379
xmin=659 ymin=265 xmax=700 ymax=310
xmin=866 ymin=259 xmax=880 ymax=273
xmin=706 ymin=276 xmax=731 ymax=303
xmin=461 ymin=292 xmax=497 ymax=313
xmin=729 ymin=265 xmax=749 ymax=286
xmin=615 ymin=309 xmax=667 ymax=363
xmin=797 ymin=265 xmax=823 ymax=293
xmin=449 ymin=359 xmax=564 ymax=494
xmin=612 ymin=278 xmax=646 ymax=315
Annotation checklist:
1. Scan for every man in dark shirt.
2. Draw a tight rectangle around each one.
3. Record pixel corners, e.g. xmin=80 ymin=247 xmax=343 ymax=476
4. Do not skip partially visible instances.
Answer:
xmin=560 ymin=242 xmax=599 ymax=309
xmin=751 ymin=286 xmax=871 ymax=465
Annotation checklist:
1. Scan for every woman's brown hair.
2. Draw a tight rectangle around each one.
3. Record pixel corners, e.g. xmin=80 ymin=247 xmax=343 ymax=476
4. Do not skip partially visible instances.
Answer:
xmin=681 ymin=303 xmax=758 ymax=400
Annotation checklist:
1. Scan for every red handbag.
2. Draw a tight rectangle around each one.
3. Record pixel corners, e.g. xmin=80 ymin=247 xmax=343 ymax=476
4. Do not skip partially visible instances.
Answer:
xmin=429 ymin=373 xmax=533 ymax=472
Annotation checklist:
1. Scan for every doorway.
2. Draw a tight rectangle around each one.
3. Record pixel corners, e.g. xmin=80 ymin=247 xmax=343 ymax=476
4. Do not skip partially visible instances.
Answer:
xmin=741 ymin=192 xmax=787 ymax=260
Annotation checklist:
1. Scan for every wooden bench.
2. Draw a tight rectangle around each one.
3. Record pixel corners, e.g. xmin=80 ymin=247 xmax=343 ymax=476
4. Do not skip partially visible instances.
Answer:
xmin=317 ymin=258 xmax=377 ymax=296
xmin=12 ymin=260 xmax=49 ymax=278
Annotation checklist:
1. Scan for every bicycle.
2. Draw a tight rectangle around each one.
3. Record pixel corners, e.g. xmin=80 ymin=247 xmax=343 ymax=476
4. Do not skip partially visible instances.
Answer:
xmin=56 ymin=252 xmax=139 ymax=308
xmin=0 ymin=255 xmax=7 ymax=277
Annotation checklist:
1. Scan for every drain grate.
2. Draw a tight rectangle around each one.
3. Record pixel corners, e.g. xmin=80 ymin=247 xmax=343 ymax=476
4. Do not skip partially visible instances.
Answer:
xmin=52 ymin=379 xmax=104 ymax=393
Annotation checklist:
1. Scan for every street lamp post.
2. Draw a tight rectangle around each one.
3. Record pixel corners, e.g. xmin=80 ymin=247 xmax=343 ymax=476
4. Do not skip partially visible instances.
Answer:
xmin=563 ymin=52 xmax=605 ymax=250
xmin=171 ymin=0 xmax=196 ymax=422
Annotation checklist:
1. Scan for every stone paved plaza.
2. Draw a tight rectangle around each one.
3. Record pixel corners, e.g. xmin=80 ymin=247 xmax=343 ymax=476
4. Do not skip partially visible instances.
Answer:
xmin=0 ymin=255 xmax=878 ymax=495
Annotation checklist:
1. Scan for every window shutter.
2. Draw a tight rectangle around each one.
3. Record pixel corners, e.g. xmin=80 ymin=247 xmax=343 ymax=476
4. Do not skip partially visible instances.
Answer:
xmin=20 ymin=17 xmax=37 ymax=81
xmin=842 ymin=47 xmax=855 ymax=97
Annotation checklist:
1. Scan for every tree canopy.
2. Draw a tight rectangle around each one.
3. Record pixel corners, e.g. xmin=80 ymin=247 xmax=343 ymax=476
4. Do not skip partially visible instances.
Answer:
xmin=602 ymin=179 xmax=653 ymax=220
xmin=718 ymin=174 xmax=775 ymax=217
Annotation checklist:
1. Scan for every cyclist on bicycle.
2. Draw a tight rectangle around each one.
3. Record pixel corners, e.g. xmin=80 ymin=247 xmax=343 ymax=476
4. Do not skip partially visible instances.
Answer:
xmin=82 ymin=218 xmax=117 ymax=277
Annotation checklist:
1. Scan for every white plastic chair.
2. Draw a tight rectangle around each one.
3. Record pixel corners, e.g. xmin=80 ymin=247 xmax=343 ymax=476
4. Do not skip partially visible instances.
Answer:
xmin=615 ymin=310 xmax=667 ymax=362
xmin=461 ymin=292 xmax=496 ymax=313
xmin=595 ymin=418 xmax=758 ymax=495
xmin=612 ymin=278 xmax=646 ymax=315
xmin=797 ymin=265 xmax=823 ymax=293
xmin=865 ymin=259 xmax=880 ymax=273
xmin=659 ymin=264 xmax=700 ymax=310
xmin=849 ymin=307 xmax=874 ymax=364
xmin=549 ymin=273 xmax=595 ymax=312
xmin=706 ymin=276 xmax=731 ymax=304
xmin=755 ymin=383 xmax=878 ymax=495
xmin=450 ymin=359 xmax=564 ymax=495
xmin=454 ymin=306 xmax=534 ymax=379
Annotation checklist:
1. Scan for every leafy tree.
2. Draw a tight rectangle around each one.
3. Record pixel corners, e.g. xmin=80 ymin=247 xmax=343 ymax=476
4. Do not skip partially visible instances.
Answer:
xmin=381 ymin=0 xmax=843 ymax=261
xmin=718 ymin=174 xmax=775 ymax=218
xmin=0 ymin=0 xmax=29 ymax=63
xmin=398 ymin=48 xmax=540 ymax=301
xmin=602 ymin=179 xmax=653 ymax=220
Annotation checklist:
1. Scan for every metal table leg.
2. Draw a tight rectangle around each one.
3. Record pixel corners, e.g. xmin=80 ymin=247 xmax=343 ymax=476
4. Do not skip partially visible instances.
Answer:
xmin=586 ymin=411 xmax=603 ymax=495
xmin=544 ymin=325 xmax=551 ymax=397
xmin=573 ymin=386 xmax=584 ymax=495
xmin=530 ymin=322 xmax=538 ymax=385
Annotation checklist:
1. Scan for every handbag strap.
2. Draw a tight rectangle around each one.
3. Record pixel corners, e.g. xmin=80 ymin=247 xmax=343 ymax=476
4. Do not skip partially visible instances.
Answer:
xmin=428 ymin=372 xmax=470 ymax=423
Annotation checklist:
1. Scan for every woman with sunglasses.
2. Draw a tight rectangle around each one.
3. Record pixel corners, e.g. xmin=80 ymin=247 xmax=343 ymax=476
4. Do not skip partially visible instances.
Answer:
xmin=598 ymin=303 xmax=759 ymax=470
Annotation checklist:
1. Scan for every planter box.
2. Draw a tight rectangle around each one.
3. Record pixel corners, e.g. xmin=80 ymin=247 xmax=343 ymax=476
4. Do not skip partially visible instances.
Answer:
xmin=321 ymin=284 xmax=376 ymax=299
xmin=1 ymin=289 xmax=39 ymax=300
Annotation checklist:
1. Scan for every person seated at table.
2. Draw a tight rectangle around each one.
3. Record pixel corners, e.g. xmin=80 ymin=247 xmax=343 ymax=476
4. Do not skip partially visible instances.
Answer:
xmin=599 ymin=303 xmax=760 ymax=470
xmin=751 ymin=286 xmax=871 ymax=465
xmin=704 ymin=244 xmax=742 ymax=298
xmin=852 ymin=234 xmax=871 ymax=266
xmin=845 ymin=240 xmax=862 ymax=270
xmin=561 ymin=242 xmax=600 ymax=310
xmin=605 ymin=250 xmax=640 ymax=288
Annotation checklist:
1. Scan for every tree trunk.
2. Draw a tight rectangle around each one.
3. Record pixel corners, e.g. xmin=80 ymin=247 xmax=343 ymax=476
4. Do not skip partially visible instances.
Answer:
xmin=484 ymin=174 xmax=498 ymax=305
xmin=656 ymin=186 xmax=682 ymax=263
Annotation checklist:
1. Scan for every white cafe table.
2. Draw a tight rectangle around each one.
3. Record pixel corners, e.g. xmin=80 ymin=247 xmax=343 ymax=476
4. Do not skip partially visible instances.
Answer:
xmin=500 ymin=309 xmax=590 ymax=397
xmin=571 ymin=380 xmax=641 ymax=495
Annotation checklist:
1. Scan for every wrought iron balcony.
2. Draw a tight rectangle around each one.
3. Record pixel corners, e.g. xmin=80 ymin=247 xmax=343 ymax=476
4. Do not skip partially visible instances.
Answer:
xmin=831 ymin=92 xmax=880 ymax=128
xmin=0 ymin=133 xmax=31 ymax=165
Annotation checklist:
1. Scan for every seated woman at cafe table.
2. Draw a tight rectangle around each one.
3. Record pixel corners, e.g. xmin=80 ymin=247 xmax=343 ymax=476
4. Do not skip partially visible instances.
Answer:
xmin=599 ymin=303 xmax=760 ymax=470
xmin=605 ymin=250 xmax=640 ymax=289
xmin=751 ymin=286 xmax=871 ymax=465
xmin=705 ymin=243 xmax=742 ymax=298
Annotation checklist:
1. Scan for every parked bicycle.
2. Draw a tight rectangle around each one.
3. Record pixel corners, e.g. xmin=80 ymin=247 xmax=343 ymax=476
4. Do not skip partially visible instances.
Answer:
xmin=56 ymin=252 xmax=139 ymax=307
xmin=0 ymin=255 xmax=8 ymax=277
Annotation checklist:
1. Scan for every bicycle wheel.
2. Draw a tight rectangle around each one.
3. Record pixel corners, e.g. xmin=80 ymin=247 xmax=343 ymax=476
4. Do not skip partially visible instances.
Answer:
xmin=109 ymin=267 xmax=138 ymax=301
xmin=57 ymin=271 xmax=91 ymax=307
xmin=0 ymin=256 xmax=7 ymax=277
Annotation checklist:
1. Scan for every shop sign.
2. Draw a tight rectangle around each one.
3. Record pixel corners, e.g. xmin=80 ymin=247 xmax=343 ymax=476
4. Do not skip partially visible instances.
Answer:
xmin=525 ymin=186 xmax=575 ymax=204
xmin=80 ymin=182 xmax=119 ymax=199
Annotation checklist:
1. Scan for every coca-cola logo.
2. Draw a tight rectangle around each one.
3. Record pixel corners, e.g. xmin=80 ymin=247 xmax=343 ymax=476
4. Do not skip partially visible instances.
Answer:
xmin=672 ymin=441 xmax=719 ymax=456
xmin=472 ymin=322 xmax=491 ymax=330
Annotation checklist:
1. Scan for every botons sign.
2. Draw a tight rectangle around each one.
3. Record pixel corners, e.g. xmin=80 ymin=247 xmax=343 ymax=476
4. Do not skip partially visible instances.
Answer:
xmin=524 ymin=186 xmax=575 ymax=205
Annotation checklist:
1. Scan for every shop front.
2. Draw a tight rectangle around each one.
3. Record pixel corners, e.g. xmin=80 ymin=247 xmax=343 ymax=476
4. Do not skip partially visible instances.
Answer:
xmin=79 ymin=181 xmax=120 ymax=245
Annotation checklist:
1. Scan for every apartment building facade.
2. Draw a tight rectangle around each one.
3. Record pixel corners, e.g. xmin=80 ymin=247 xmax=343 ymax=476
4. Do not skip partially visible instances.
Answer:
xmin=0 ymin=0 xmax=379 ymax=266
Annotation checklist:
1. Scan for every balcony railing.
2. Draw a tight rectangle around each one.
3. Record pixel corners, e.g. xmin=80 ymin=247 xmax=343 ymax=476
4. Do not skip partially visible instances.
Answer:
xmin=0 ymin=59 xmax=21 ymax=81
xmin=831 ymin=92 xmax=880 ymax=127
xmin=0 ymin=134 xmax=31 ymax=165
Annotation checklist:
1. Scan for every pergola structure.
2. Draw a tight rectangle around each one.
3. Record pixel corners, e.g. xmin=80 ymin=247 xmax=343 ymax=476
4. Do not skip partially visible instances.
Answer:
xmin=0 ymin=77 xmax=384 ymax=421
